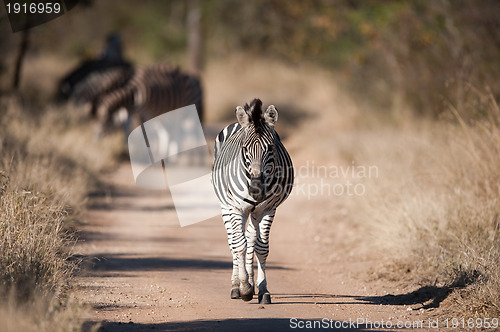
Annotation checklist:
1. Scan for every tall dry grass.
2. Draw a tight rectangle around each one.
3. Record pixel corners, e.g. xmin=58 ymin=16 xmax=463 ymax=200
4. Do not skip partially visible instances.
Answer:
xmin=0 ymin=97 xmax=120 ymax=331
xmin=0 ymin=288 xmax=87 ymax=332
xmin=344 ymin=90 xmax=500 ymax=317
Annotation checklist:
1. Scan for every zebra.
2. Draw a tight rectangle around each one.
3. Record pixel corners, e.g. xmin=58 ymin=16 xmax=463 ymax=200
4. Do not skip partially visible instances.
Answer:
xmin=72 ymin=65 xmax=134 ymax=117
xmin=56 ymin=33 xmax=132 ymax=109
xmin=211 ymin=99 xmax=294 ymax=304
xmin=57 ymin=58 xmax=132 ymax=103
xmin=94 ymin=63 xmax=203 ymax=138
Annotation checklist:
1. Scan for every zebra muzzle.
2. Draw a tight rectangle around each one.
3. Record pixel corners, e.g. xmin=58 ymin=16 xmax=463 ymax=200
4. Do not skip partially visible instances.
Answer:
xmin=249 ymin=175 xmax=266 ymax=201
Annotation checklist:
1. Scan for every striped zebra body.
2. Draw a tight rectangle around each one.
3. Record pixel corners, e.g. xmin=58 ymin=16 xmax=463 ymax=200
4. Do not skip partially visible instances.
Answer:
xmin=95 ymin=64 xmax=203 ymax=137
xmin=57 ymin=34 xmax=129 ymax=103
xmin=57 ymin=59 xmax=132 ymax=103
xmin=57 ymin=33 xmax=134 ymax=118
xmin=211 ymin=99 xmax=294 ymax=304
xmin=72 ymin=66 xmax=134 ymax=116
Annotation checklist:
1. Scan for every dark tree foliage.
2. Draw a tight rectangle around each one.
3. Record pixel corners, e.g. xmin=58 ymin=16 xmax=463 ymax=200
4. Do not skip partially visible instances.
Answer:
xmin=202 ymin=0 xmax=500 ymax=116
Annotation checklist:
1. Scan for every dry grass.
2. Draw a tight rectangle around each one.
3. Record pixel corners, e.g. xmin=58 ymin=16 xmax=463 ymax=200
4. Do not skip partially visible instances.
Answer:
xmin=0 ymin=291 xmax=92 ymax=332
xmin=329 ymin=92 xmax=500 ymax=317
xmin=0 ymin=190 xmax=72 ymax=297
xmin=0 ymin=97 xmax=120 ymax=331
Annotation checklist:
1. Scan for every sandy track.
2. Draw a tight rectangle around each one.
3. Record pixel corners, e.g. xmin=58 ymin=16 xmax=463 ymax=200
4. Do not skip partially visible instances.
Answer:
xmin=75 ymin=143 xmax=426 ymax=331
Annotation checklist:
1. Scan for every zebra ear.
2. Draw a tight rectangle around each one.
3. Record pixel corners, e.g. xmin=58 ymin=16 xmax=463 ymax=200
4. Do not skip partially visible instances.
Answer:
xmin=236 ymin=106 xmax=250 ymax=127
xmin=264 ymin=105 xmax=278 ymax=127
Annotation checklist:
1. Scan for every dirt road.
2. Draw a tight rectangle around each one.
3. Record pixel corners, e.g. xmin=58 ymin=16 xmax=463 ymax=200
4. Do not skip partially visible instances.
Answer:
xmin=75 ymin=147 xmax=427 ymax=331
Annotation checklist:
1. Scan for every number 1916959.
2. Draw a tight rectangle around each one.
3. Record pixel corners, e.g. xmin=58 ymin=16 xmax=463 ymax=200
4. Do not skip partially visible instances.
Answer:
xmin=6 ymin=2 xmax=61 ymax=14
xmin=444 ymin=317 xmax=498 ymax=329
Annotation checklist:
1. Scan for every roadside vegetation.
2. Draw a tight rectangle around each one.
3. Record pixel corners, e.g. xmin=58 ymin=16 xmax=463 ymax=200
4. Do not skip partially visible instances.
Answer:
xmin=0 ymin=99 xmax=121 ymax=331
xmin=356 ymin=92 xmax=500 ymax=317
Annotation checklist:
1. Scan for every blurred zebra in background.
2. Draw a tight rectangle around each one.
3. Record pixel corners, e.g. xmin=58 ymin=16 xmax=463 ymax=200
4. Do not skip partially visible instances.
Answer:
xmin=71 ymin=66 xmax=134 ymax=117
xmin=57 ymin=34 xmax=204 ymax=160
xmin=56 ymin=33 xmax=133 ymax=115
xmin=94 ymin=63 xmax=203 ymax=138
xmin=211 ymin=99 xmax=294 ymax=304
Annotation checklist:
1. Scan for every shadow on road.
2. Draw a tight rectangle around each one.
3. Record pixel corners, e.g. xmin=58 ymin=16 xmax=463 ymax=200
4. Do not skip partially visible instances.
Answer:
xmin=272 ymin=293 xmax=353 ymax=305
xmin=273 ymin=287 xmax=456 ymax=309
xmin=76 ymin=230 xmax=182 ymax=243
xmin=357 ymin=269 xmax=480 ymax=310
xmin=83 ymin=317 xmax=376 ymax=332
xmin=357 ymin=285 xmax=452 ymax=310
xmin=76 ymin=253 xmax=290 ymax=274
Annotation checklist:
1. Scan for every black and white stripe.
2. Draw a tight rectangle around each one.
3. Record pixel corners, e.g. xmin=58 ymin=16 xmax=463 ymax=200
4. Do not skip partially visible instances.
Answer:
xmin=57 ymin=33 xmax=131 ymax=104
xmin=211 ymin=99 xmax=294 ymax=304
xmin=58 ymin=59 xmax=132 ymax=102
xmin=72 ymin=66 xmax=134 ymax=116
xmin=95 ymin=63 xmax=203 ymax=137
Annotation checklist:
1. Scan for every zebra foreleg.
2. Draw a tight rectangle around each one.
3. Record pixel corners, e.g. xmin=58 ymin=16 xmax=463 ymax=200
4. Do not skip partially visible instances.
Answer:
xmin=222 ymin=211 xmax=240 ymax=299
xmin=245 ymin=218 xmax=257 ymax=293
xmin=230 ymin=256 xmax=240 ymax=299
xmin=229 ymin=211 xmax=253 ymax=301
xmin=253 ymin=211 xmax=275 ymax=304
xmin=222 ymin=208 xmax=253 ymax=299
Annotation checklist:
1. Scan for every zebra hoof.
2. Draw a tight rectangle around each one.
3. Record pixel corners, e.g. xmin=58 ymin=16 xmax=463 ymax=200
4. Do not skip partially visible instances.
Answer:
xmin=240 ymin=284 xmax=254 ymax=302
xmin=231 ymin=288 xmax=241 ymax=299
xmin=258 ymin=292 xmax=272 ymax=304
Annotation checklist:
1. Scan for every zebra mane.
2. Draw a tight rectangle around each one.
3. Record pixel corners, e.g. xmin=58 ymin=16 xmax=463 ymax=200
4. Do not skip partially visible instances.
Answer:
xmin=243 ymin=98 xmax=264 ymax=130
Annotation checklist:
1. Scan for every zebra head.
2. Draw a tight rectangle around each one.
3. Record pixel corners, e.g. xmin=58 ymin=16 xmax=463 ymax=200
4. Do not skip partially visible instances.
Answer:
xmin=236 ymin=99 xmax=279 ymax=202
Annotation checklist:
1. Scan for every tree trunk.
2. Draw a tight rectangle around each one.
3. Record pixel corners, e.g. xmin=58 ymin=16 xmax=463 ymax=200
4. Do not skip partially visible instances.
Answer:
xmin=12 ymin=28 xmax=30 ymax=92
xmin=187 ymin=0 xmax=202 ymax=75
